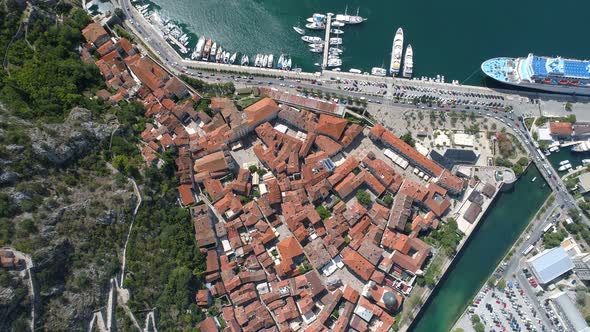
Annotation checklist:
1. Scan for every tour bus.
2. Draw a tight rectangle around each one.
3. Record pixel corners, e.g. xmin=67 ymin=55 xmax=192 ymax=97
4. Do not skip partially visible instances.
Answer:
xmin=522 ymin=244 xmax=535 ymax=256
xmin=542 ymin=223 xmax=554 ymax=234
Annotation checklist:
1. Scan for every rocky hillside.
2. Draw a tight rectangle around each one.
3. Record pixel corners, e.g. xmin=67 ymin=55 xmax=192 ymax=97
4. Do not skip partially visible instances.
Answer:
xmin=0 ymin=104 xmax=137 ymax=330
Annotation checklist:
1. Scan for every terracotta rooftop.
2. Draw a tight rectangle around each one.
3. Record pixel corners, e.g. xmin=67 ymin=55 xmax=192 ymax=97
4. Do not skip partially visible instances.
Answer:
xmin=261 ymin=88 xmax=343 ymax=115
xmin=177 ymin=184 xmax=195 ymax=206
xmin=315 ymin=114 xmax=348 ymax=140
xmin=341 ymin=247 xmax=375 ymax=281
xmin=82 ymin=22 xmax=109 ymax=46
xmin=549 ymin=121 xmax=573 ymax=135
xmin=244 ymin=97 xmax=280 ymax=126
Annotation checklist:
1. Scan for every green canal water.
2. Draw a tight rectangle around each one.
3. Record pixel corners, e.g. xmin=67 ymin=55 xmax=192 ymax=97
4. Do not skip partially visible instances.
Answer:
xmin=410 ymin=166 xmax=550 ymax=332
xmin=143 ymin=0 xmax=589 ymax=85
xmin=547 ymin=146 xmax=590 ymax=171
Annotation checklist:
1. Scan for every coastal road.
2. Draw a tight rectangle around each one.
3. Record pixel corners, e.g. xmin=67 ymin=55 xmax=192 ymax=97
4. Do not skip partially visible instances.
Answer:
xmin=117 ymin=0 xmax=585 ymax=224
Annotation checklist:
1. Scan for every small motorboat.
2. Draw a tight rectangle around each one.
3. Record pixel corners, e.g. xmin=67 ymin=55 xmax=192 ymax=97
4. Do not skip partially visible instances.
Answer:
xmin=293 ymin=26 xmax=305 ymax=35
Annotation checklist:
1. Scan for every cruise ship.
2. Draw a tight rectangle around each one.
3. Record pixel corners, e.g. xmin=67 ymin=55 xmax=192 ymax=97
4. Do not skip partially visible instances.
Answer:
xmin=390 ymin=27 xmax=403 ymax=76
xmin=403 ymin=44 xmax=413 ymax=78
xmin=481 ymin=54 xmax=590 ymax=95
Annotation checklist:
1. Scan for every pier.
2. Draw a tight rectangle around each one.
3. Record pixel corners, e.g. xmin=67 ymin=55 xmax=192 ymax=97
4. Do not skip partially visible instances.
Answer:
xmin=321 ymin=14 xmax=332 ymax=69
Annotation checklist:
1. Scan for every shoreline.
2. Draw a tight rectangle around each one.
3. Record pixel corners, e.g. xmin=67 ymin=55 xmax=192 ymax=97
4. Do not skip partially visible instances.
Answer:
xmin=450 ymin=189 xmax=556 ymax=331
xmin=399 ymin=167 xmax=515 ymax=332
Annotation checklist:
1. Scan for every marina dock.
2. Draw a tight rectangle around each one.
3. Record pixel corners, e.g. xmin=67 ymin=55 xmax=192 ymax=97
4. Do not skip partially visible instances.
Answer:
xmin=321 ymin=14 xmax=332 ymax=69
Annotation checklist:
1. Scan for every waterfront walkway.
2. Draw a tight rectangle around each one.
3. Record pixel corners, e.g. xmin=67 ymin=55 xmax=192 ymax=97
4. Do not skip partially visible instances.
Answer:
xmin=322 ymin=14 xmax=332 ymax=69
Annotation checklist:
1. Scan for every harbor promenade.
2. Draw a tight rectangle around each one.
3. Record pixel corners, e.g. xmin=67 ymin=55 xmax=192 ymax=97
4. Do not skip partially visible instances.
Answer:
xmin=118 ymin=0 xmax=513 ymax=95
xmin=321 ymin=14 xmax=332 ymax=69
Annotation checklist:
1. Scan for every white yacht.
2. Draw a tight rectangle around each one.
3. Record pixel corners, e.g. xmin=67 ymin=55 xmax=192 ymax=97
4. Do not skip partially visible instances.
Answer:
xmin=267 ymin=54 xmax=274 ymax=68
xmin=331 ymin=21 xmax=345 ymax=27
xmin=302 ymin=36 xmax=323 ymax=43
xmin=230 ymin=52 xmax=237 ymax=64
xmin=329 ymin=37 xmax=343 ymax=45
xmin=349 ymin=68 xmax=362 ymax=74
xmin=306 ymin=13 xmax=326 ymax=23
xmin=558 ymin=163 xmax=572 ymax=172
xmin=241 ymin=55 xmax=249 ymax=66
xmin=327 ymin=58 xmax=342 ymax=67
xmin=277 ymin=54 xmax=285 ymax=69
xmin=254 ymin=54 xmax=261 ymax=67
xmin=371 ymin=67 xmax=387 ymax=77
xmin=305 ymin=22 xmax=326 ymax=30
xmin=335 ymin=8 xmax=365 ymax=24
xmin=559 ymin=160 xmax=570 ymax=166
xmin=261 ymin=55 xmax=268 ymax=67
xmin=330 ymin=29 xmax=344 ymax=34
xmin=329 ymin=47 xmax=343 ymax=54
xmin=572 ymin=139 xmax=590 ymax=152
xmin=582 ymin=159 xmax=590 ymax=166
xmin=390 ymin=27 xmax=403 ymax=76
xmin=403 ymin=44 xmax=413 ymax=78
xmin=192 ymin=36 xmax=206 ymax=60
xmin=216 ymin=47 xmax=223 ymax=62
xmin=210 ymin=42 xmax=217 ymax=59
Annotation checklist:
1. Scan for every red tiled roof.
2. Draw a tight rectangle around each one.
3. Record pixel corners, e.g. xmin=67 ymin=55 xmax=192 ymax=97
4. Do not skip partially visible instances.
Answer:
xmin=315 ymin=114 xmax=347 ymax=140
xmin=244 ymin=97 xmax=280 ymax=126
xmin=549 ymin=122 xmax=573 ymax=135
xmin=341 ymin=247 xmax=375 ymax=281
xmin=82 ymin=22 xmax=108 ymax=46
xmin=277 ymin=236 xmax=304 ymax=261
xmin=178 ymin=184 xmax=195 ymax=206
xmin=370 ymin=124 xmax=443 ymax=176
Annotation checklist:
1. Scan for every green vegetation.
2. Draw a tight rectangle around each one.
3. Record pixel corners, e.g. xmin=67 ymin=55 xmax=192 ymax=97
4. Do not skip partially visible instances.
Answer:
xmin=356 ymin=190 xmax=372 ymax=207
xmin=113 ymin=24 xmax=134 ymax=41
xmin=126 ymin=159 xmax=206 ymax=329
xmin=495 ymin=156 xmax=526 ymax=176
xmin=426 ymin=218 xmax=463 ymax=257
xmin=543 ymin=228 xmax=568 ymax=249
xmin=382 ymin=193 xmax=394 ymax=207
xmin=1 ymin=7 xmax=102 ymax=121
xmin=400 ymin=132 xmax=416 ymax=147
xmin=180 ymin=74 xmax=235 ymax=96
xmin=565 ymin=102 xmax=573 ymax=112
xmin=236 ymin=96 xmax=263 ymax=110
xmin=316 ymin=205 xmax=331 ymax=220
xmin=496 ymin=133 xmax=515 ymax=157
xmin=562 ymin=210 xmax=590 ymax=245
xmin=535 ymin=115 xmax=576 ymax=127
xmin=471 ymin=315 xmax=485 ymax=332
xmin=464 ymin=124 xmax=480 ymax=135
xmin=423 ymin=254 xmax=443 ymax=287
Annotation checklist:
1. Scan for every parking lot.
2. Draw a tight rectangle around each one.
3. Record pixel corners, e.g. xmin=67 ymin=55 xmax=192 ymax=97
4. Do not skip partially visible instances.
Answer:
xmin=455 ymin=279 xmax=549 ymax=332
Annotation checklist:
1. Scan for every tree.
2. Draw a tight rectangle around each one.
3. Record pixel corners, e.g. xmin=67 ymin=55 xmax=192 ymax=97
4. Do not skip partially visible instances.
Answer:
xmin=517 ymin=157 xmax=529 ymax=166
xmin=400 ymin=132 xmax=416 ymax=147
xmin=497 ymin=278 xmax=506 ymax=290
xmin=565 ymin=102 xmax=573 ymax=112
xmin=382 ymin=194 xmax=394 ymax=207
xmin=315 ymin=206 xmax=331 ymax=220
xmin=356 ymin=190 xmax=372 ymax=207
xmin=114 ymin=8 xmax=126 ymax=19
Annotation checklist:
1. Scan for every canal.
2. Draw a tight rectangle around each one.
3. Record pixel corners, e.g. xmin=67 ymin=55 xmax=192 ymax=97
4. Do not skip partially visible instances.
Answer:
xmin=409 ymin=165 xmax=551 ymax=332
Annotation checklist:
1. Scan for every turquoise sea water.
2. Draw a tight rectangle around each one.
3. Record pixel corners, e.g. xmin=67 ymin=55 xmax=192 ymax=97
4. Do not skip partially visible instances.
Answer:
xmin=144 ymin=0 xmax=589 ymax=85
